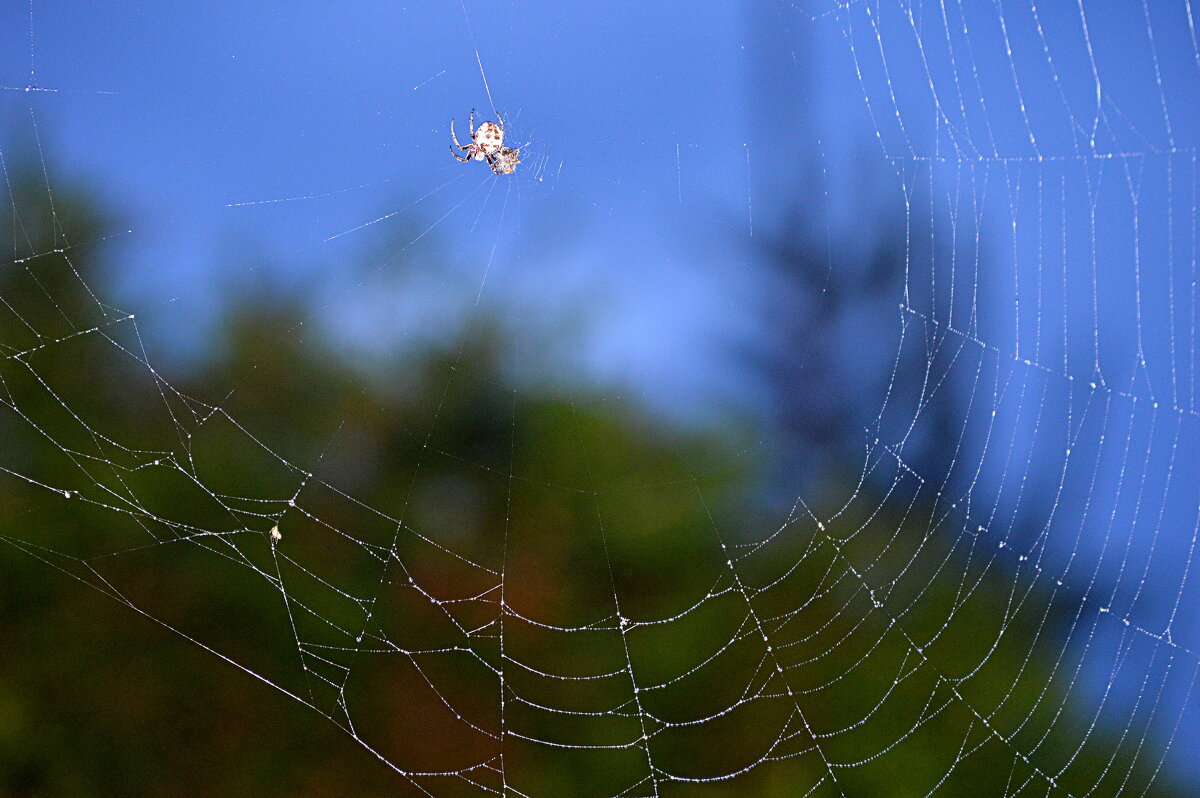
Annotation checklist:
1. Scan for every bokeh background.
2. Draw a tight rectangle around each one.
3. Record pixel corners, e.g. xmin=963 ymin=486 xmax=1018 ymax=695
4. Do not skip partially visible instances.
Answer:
xmin=2 ymin=1 xmax=1199 ymax=795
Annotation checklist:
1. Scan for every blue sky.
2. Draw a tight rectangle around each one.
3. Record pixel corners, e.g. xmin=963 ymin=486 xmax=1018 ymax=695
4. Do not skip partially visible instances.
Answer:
xmin=1 ymin=2 xmax=758 ymax=387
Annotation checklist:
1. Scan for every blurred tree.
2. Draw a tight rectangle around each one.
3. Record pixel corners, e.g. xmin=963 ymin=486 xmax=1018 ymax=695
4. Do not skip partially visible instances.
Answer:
xmin=740 ymin=3 xmax=966 ymax=510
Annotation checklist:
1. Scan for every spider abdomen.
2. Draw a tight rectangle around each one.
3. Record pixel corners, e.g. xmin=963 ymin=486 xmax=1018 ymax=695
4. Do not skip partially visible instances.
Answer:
xmin=473 ymin=121 xmax=503 ymax=155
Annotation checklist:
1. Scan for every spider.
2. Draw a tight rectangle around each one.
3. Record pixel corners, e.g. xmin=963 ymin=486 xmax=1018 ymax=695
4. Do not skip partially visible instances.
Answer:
xmin=450 ymin=109 xmax=520 ymax=175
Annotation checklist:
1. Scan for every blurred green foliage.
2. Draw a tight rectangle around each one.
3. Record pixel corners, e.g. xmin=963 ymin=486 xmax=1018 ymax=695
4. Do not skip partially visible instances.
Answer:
xmin=0 ymin=162 xmax=1187 ymax=797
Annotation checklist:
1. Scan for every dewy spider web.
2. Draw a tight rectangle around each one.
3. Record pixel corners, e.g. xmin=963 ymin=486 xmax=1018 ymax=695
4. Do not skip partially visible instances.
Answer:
xmin=2 ymin=0 xmax=1200 ymax=796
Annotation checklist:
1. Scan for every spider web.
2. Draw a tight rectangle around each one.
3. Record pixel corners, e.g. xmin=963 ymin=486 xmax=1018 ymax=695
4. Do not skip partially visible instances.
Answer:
xmin=1 ymin=1 xmax=1199 ymax=796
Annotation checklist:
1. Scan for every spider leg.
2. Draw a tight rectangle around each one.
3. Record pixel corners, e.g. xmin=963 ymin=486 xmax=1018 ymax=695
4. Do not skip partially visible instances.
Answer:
xmin=450 ymin=145 xmax=471 ymax=163
xmin=450 ymin=119 xmax=465 ymax=151
xmin=469 ymin=108 xmax=476 ymax=137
